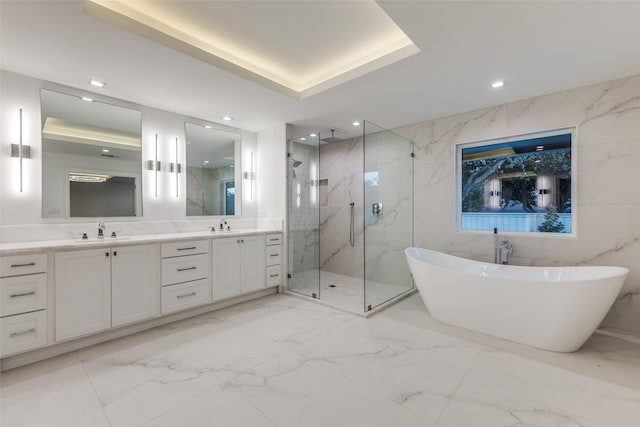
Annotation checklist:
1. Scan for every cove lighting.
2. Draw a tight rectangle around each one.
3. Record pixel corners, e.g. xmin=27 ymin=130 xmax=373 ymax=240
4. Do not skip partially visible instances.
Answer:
xmin=491 ymin=80 xmax=505 ymax=89
xmin=89 ymin=79 xmax=106 ymax=88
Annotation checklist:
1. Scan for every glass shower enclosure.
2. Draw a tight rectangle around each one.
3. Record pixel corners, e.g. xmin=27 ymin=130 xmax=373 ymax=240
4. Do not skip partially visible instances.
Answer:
xmin=287 ymin=121 xmax=413 ymax=313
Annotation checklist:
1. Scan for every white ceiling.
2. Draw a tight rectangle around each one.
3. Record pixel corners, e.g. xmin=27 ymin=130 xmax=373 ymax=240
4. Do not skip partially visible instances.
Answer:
xmin=2 ymin=1 xmax=640 ymax=140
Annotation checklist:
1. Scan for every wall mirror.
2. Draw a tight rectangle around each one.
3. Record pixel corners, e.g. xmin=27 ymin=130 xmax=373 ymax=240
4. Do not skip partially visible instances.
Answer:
xmin=40 ymin=89 xmax=142 ymax=218
xmin=185 ymin=122 xmax=241 ymax=216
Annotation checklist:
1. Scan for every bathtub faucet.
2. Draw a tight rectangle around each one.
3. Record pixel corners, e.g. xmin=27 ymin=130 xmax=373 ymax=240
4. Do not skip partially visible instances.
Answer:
xmin=496 ymin=240 xmax=513 ymax=264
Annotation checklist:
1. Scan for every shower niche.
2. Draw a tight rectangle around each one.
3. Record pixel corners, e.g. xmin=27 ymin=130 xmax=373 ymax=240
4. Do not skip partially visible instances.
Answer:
xmin=286 ymin=121 xmax=414 ymax=313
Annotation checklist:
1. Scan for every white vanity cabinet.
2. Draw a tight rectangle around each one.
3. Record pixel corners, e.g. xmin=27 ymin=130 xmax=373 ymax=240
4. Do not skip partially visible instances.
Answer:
xmin=0 ymin=253 xmax=48 ymax=357
xmin=55 ymin=244 xmax=158 ymax=341
xmin=160 ymin=240 xmax=210 ymax=314
xmin=111 ymin=244 xmax=159 ymax=327
xmin=265 ymin=233 xmax=282 ymax=287
xmin=212 ymin=235 xmax=266 ymax=300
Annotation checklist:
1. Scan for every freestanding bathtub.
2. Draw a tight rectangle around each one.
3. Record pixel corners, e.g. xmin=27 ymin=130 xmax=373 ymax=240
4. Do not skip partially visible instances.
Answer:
xmin=405 ymin=247 xmax=629 ymax=352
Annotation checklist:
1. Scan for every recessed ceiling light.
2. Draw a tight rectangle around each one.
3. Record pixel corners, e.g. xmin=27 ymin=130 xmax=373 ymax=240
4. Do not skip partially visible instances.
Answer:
xmin=299 ymin=137 xmax=306 ymax=141
xmin=310 ymin=133 xmax=317 ymax=137
xmin=222 ymin=116 xmax=233 ymax=121
xmin=89 ymin=79 xmax=106 ymax=88
xmin=352 ymin=121 xmax=361 ymax=126
xmin=203 ymin=160 xmax=210 ymax=164
xmin=204 ymin=125 xmax=212 ymax=129
xmin=81 ymin=97 xmax=94 ymax=102
xmin=102 ymin=148 xmax=110 ymax=153
xmin=491 ymin=80 xmax=505 ymax=89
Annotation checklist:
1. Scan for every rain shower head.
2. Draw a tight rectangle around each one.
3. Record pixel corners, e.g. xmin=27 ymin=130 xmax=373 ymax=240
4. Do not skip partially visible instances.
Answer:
xmin=292 ymin=159 xmax=303 ymax=168
xmin=320 ymin=129 xmax=344 ymax=143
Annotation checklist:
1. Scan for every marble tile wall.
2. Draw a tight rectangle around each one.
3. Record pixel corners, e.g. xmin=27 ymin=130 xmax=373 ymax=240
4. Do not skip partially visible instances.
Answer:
xmin=288 ymin=142 xmax=320 ymax=274
xmin=318 ymin=137 xmax=364 ymax=278
xmin=392 ymin=74 xmax=640 ymax=335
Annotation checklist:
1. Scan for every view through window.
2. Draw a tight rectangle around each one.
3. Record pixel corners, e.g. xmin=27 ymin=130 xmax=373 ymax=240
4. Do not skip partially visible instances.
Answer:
xmin=457 ymin=128 xmax=574 ymax=234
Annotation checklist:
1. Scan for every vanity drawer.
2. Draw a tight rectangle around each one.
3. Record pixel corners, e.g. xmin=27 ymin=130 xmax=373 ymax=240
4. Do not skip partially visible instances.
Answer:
xmin=161 ymin=279 xmax=210 ymax=314
xmin=161 ymin=240 xmax=209 ymax=258
xmin=265 ymin=245 xmax=282 ymax=267
xmin=266 ymin=265 xmax=282 ymax=287
xmin=0 ymin=273 xmax=47 ymax=317
xmin=0 ymin=310 xmax=47 ymax=357
xmin=0 ymin=254 xmax=47 ymax=277
xmin=162 ymin=253 xmax=209 ymax=286
xmin=266 ymin=234 xmax=282 ymax=246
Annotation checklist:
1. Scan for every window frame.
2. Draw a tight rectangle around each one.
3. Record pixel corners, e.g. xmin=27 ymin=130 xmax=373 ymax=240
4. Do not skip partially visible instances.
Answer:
xmin=454 ymin=127 xmax=577 ymax=238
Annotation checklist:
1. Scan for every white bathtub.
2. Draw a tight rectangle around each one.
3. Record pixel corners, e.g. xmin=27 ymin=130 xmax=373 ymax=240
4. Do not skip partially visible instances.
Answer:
xmin=405 ymin=247 xmax=629 ymax=352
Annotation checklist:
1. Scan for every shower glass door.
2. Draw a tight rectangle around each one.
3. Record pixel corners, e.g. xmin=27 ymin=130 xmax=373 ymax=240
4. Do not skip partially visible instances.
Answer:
xmin=363 ymin=121 xmax=414 ymax=311
xmin=287 ymin=136 xmax=320 ymax=299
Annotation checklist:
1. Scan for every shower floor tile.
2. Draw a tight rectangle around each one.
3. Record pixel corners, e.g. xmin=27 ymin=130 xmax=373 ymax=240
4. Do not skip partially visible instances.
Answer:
xmin=288 ymin=269 xmax=411 ymax=313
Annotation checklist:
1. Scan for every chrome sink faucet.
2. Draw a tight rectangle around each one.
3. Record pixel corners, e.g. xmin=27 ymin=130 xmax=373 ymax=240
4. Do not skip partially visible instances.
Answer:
xmin=219 ymin=218 xmax=230 ymax=231
xmin=98 ymin=222 xmax=106 ymax=239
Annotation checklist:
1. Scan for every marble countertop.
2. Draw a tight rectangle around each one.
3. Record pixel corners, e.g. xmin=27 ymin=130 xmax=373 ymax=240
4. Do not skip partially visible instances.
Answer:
xmin=0 ymin=228 xmax=281 ymax=255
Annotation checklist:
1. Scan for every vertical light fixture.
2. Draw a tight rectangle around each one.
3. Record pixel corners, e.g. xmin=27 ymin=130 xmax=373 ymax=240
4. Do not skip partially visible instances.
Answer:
xmin=10 ymin=108 xmax=31 ymax=193
xmin=169 ymin=137 xmax=181 ymax=198
xmin=243 ymin=150 xmax=255 ymax=201
xmin=146 ymin=133 xmax=160 ymax=197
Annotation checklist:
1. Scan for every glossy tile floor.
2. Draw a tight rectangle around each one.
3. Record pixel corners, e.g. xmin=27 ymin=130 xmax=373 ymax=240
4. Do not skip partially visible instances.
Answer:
xmin=1 ymin=294 xmax=639 ymax=427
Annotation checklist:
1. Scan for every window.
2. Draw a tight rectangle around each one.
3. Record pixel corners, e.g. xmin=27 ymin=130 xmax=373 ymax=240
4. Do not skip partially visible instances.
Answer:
xmin=456 ymin=128 xmax=575 ymax=235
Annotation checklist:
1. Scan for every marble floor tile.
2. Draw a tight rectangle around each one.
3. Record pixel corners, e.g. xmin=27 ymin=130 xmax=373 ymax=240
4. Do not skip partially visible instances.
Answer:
xmin=77 ymin=329 xmax=221 ymax=427
xmin=0 ymin=352 xmax=110 ymax=427
xmin=294 ymin=325 xmax=466 ymax=421
xmin=466 ymin=346 xmax=640 ymax=427
xmin=1 ymin=293 xmax=639 ymax=427
xmin=438 ymin=375 xmax=605 ymax=427
xmin=226 ymin=350 xmax=437 ymax=427
xmin=141 ymin=385 xmax=278 ymax=427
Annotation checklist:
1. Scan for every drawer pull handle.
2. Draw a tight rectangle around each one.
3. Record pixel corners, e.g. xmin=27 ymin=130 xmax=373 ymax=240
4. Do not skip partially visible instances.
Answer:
xmin=270 ymin=254 xmax=279 ymax=257
xmin=10 ymin=291 xmax=36 ymax=298
xmin=177 ymin=246 xmax=197 ymax=251
xmin=10 ymin=328 xmax=36 ymax=337
xmin=270 ymin=274 xmax=280 ymax=278
xmin=177 ymin=292 xmax=197 ymax=299
xmin=10 ymin=262 xmax=36 ymax=268
xmin=177 ymin=266 xmax=197 ymax=272
xmin=269 ymin=238 xmax=279 ymax=242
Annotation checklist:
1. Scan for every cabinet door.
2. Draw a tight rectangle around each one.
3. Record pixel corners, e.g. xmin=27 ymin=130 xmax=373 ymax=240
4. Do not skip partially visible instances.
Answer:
xmin=241 ymin=235 xmax=266 ymax=293
xmin=211 ymin=238 xmax=241 ymax=301
xmin=55 ymin=249 xmax=111 ymax=341
xmin=112 ymin=244 xmax=159 ymax=327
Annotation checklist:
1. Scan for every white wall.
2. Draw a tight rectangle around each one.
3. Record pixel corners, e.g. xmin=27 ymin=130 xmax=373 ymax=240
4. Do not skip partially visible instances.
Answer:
xmin=392 ymin=74 xmax=640 ymax=335
xmin=256 ymin=124 xmax=287 ymax=220
xmin=0 ymin=70 xmax=259 ymax=226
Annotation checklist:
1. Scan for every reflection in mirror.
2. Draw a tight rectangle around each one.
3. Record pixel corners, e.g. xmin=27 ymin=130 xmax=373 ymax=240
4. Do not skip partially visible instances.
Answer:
xmin=40 ymin=89 xmax=142 ymax=218
xmin=185 ymin=123 xmax=241 ymax=216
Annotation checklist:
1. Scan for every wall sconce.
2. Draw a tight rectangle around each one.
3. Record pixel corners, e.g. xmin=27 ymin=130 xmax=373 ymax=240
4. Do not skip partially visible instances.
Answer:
xmin=243 ymin=150 xmax=255 ymax=201
xmin=146 ymin=133 xmax=161 ymax=197
xmin=169 ymin=137 xmax=181 ymax=198
xmin=10 ymin=109 xmax=31 ymax=193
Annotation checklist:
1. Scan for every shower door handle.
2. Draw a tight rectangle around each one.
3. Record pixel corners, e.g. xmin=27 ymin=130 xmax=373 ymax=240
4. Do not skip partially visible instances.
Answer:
xmin=372 ymin=202 xmax=383 ymax=216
